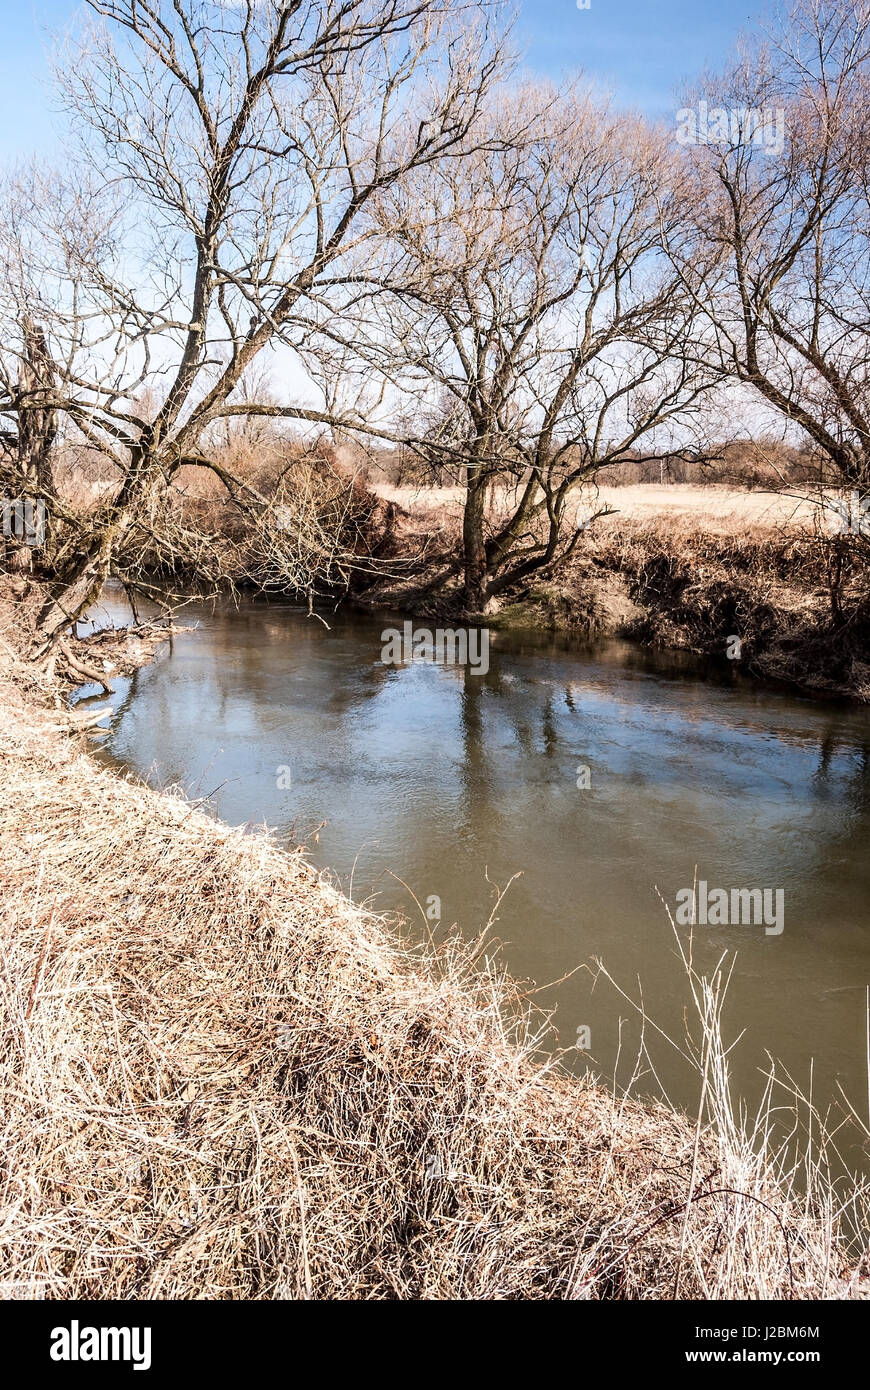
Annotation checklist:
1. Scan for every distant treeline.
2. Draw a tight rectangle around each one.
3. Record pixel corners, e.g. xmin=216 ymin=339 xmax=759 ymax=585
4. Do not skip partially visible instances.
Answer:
xmin=355 ymin=437 xmax=838 ymax=492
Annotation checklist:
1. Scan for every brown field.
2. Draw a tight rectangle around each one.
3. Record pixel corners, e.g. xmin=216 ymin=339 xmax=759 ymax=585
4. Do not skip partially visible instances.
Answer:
xmin=373 ymin=482 xmax=827 ymax=533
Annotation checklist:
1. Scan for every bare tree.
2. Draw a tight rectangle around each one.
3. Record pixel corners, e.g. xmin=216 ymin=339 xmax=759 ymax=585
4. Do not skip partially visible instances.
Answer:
xmin=345 ymin=84 xmax=714 ymax=611
xmin=671 ymin=0 xmax=870 ymax=500
xmin=0 ymin=0 xmax=507 ymax=650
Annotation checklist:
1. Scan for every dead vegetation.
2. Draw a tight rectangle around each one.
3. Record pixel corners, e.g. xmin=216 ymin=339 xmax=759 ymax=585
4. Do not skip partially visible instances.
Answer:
xmin=560 ymin=515 xmax=870 ymax=701
xmin=0 ymin=434 xmax=407 ymax=692
xmin=0 ymin=585 xmax=866 ymax=1300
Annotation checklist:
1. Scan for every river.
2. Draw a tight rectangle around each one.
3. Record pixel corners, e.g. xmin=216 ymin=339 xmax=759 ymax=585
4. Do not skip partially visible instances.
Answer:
xmin=79 ymin=589 xmax=870 ymax=1173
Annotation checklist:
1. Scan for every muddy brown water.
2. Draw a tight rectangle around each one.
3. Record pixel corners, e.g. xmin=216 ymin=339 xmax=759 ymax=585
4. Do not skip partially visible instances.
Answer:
xmin=78 ymin=589 xmax=870 ymax=1176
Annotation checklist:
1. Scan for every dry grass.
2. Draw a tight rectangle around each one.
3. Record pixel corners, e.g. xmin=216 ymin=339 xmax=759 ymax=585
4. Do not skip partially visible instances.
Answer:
xmin=372 ymin=481 xmax=827 ymax=533
xmin=0 ymin=594 xmax=867 ymax=1299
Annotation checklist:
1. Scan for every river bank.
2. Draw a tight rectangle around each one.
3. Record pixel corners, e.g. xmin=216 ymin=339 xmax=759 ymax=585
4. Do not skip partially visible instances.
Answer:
xmin=0 ymin=577 xmax=867 ymax=1299
xmin=501 ymin=517 xmax=870 ymax=704
xmin=24 ymin=475 xmax=870 ymax=703
xmin=365 ymin=500 xmax=870 ymax=703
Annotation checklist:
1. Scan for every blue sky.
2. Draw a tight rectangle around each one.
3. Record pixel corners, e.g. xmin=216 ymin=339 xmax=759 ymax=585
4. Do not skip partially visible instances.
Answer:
xmin=514 ymin=1 xmax=770 ymax=117
xmin=0 ymin=0 xmax=773 ymax=160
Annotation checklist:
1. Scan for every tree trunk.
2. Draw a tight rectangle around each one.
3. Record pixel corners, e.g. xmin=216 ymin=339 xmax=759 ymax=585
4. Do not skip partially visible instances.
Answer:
xmin=32 ymin=533 xmax=116 ymax=657
xmin=18 ymin=320 xmax=57 ymax=500
xmin=463 ymin=467 xmax=489 ymax=614
xmin=8 ymin=319 xmax=58 ymax=581
xmin=32 ymin=444 xmax=148 ymax=657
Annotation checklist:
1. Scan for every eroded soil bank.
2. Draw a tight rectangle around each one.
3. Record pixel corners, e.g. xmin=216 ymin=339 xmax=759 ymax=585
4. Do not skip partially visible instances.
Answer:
xmin=366 ymin=506 xmax=870 ymax=703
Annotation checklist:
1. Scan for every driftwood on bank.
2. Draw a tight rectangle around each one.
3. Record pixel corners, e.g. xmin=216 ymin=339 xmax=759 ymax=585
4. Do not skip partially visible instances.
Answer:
xmin=56 ymin=636 xmax=114 ymax=694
